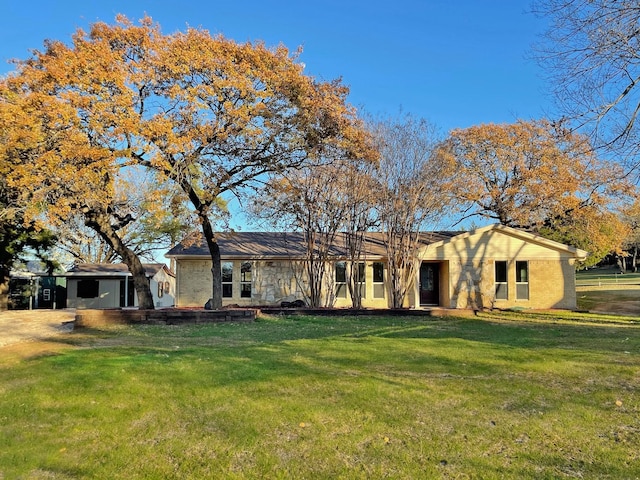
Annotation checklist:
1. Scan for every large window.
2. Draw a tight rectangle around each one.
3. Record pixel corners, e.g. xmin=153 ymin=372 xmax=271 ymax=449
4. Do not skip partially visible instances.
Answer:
xmin=222 ymin=262 xmax=233 ymax=298
xmin=241 ymin=262 xmax=252 ymax=298
xmin=335 ymin=261 xmax=347 ymax=298
xmin=516 ymin=261 xmax=529 ymax=300
xmin=495 ymin=261 xmax=508 ymax=300
xmin=373 ymin=262 xmax=385 ymax=299
xmin=77 ymin=279 xmax=99 ymax=299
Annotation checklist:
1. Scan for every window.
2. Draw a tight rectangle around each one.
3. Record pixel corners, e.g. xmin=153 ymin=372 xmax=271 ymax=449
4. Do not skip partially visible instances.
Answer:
xmin=222 ymin=262 xmax=233 ymax=298
xmin=241 ymin=262 xmax=252 ymax=298
xmin=355 ymin=262 xmax=366 ymax=299
xmin=373 ymin=262 xmax=385 ymax=299
xmin=335 ymin=261 xmax=347 ymax=298
xmin=516 ymin=261 xmax=529 ymax=300
xmin=495 ymin=261 xmax=508 ymax=300
xmin=77 ymin=279 xmax=99 ymax=299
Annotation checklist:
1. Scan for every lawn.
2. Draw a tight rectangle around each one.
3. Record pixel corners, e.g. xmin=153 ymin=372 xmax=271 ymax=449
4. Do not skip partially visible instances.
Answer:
xmin=576 ymin=268 xmax=640 ymax=287
xmin=1 ymin=312 xmax=639 ymax=479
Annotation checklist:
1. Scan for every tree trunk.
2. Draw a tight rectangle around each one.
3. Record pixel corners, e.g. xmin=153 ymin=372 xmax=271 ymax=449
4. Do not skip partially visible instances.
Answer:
xmin=85 ymin=211 xmax=155 ymax=309
xmin=0 ymin=264 xmax=9 ymax=311
xmin=617 ymin=255 xmax=626 ymax=274
xmin=347 ymin=259 xmax=363 ymax=309
xmin=198 ymin=214 xmax=223 ymax=309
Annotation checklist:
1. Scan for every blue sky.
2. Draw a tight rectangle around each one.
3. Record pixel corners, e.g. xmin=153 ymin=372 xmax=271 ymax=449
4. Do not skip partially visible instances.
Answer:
xmin=0 ymin=1 xmax=550 ymax=231
xmin=1 ymin=0 xmax=550 ymax=133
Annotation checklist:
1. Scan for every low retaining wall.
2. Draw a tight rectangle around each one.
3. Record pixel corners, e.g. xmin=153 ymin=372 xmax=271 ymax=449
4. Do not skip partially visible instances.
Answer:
xmin=257 ymin=307 xmax=453 ymax=317
xmin=75 ymin=308 xmax=256 ymax=328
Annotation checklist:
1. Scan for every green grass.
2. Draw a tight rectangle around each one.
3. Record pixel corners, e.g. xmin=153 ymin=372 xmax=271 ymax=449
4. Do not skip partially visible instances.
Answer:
xmin=576 ymin=268 xmax=640 ymax=286
xmin=1 ymin=313 xmax=639 ymax=479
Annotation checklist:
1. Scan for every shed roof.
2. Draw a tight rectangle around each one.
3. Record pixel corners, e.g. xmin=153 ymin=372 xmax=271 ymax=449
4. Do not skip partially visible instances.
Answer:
xmin=66 ymin=263 xmax=174 ymax=278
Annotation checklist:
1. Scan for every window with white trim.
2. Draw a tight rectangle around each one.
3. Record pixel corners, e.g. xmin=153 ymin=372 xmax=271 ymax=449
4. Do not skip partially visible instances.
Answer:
xmin=222 ymin=262 xmax=233 ymax=298
xmin=495 ymin=261 xmax=508 ymax=300
xmin=241 ymin=262 xmax=252 ymax=298
xmin=516 ymin=261 xmax=529 ymax=300
xmin=373 ymin=262 xmax=385 ymax=299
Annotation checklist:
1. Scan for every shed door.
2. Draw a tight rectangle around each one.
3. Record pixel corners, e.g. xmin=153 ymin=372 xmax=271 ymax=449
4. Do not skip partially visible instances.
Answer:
xmin=420 ymin=263 xmax=440 ymax=305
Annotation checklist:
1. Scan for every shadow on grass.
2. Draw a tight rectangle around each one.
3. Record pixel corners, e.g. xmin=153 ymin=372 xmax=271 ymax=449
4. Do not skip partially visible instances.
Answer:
xmin=3 ymin=313 xmax=639 ymax=480
xmin=40 ymin=312 xmax=640 ymax=359
xmin=23 ymin=313 xmax=638 ymax=398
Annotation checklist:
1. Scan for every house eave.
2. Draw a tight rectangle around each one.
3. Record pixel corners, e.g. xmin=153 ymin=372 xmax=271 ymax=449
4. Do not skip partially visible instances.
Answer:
xmin=166 ymin=254 xmax=388 ymax=262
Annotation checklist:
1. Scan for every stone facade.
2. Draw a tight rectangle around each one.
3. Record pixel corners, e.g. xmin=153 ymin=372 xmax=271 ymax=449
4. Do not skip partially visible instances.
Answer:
xmin=252 ymin=260 xmax=306 ymax=304
xmin=176 ymin=258 xmax=391 ymax=308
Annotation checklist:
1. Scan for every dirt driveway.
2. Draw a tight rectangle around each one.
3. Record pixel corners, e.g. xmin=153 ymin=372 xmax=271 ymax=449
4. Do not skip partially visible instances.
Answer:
xmin=0 ymin=309 xmax=76 ymax=348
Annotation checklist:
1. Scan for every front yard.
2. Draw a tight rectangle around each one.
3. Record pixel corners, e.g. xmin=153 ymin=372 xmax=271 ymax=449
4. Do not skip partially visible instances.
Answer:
xmin=0 ymin=312 xmax=638 ymax=478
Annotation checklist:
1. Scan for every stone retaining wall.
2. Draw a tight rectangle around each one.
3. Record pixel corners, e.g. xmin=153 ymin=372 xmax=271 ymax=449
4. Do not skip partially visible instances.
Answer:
xmin=257 ymin=307 xmax=450 ymax=317
xmin=75 ymin=308 xmax=256 ymax=328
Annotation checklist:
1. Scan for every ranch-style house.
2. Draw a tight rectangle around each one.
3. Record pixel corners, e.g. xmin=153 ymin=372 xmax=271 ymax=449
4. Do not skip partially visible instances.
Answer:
xmin=166 ymin=224 xmax=588 ymax=310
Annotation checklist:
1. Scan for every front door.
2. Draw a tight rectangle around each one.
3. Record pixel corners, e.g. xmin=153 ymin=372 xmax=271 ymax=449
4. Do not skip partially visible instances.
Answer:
xmin=420 ymin=263 xmax=440 ymax=305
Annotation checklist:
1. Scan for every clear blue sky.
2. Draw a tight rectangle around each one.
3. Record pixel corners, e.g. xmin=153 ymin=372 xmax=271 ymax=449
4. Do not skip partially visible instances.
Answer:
xmin=1 ymin=0 xmax=550 ymax=133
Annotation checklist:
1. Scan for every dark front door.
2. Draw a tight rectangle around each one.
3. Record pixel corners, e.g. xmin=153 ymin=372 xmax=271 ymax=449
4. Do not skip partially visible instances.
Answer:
xmin=420 ymin=263 xmax=440 ymax=305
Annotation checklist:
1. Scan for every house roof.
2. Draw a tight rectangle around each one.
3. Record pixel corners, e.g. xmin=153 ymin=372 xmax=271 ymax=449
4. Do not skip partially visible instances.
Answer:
xmin=65 ymin=263 xmax=174 ymax=278
xmin=166 ymin=231 xmax=464 ymax=259
xmin=166 ymin=225 xmax=590 ymax=261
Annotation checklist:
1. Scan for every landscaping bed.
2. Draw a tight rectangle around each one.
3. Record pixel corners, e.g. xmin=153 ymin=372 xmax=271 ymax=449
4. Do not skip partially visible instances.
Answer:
xmin=74 ymin=307 xmax=256 ymax=327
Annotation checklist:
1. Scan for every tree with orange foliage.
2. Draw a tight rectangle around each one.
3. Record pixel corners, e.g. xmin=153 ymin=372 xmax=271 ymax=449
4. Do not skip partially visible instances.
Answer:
xmin=436 ymin=119 xmax=632 ymax=266
xmin=0 ymin=76 xmax=159 ymax=308
xmin=2 ymin=15 xmax=375 ymax=309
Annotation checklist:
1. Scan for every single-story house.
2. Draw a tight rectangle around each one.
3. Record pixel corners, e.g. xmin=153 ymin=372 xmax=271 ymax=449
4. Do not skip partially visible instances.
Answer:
xmin=166 ymin=224 xmax=588 ymax=310
xmin=65 ymin=263 xmax=175 ymax=309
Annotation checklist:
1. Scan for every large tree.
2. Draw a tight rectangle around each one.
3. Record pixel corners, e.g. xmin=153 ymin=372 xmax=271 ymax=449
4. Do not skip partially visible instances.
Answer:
xmin=3 ymin=16 xmax=374 ymax=309
xmin=534 ymin=0 xmax=640 ymax=170
xmin=0 ymin=80 xmax=157 ymax=309
xmin=371 ymin=114 xmax=452 ymax=308
xmin=133 ymin=20 xmax=374 ymax=308
xmin=436 ymin=119 xmax=632 ymax=265
xmin=52 ymin=178 xmax=193 ymax=268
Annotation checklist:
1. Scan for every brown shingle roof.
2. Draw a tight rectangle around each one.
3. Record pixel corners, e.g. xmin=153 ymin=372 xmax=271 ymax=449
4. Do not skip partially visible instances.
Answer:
xmin=166 ymin=231 xmax=464 ymax=259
